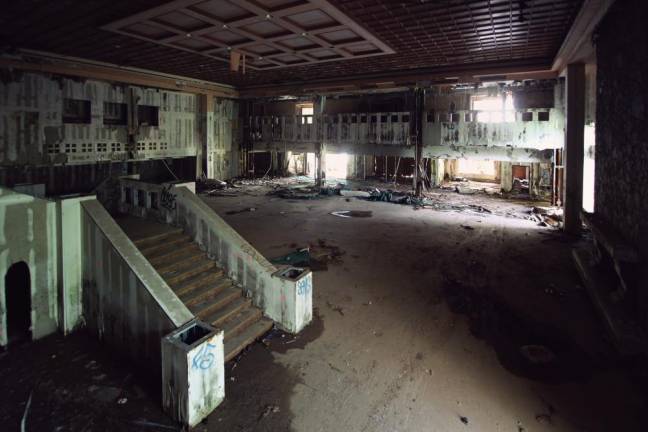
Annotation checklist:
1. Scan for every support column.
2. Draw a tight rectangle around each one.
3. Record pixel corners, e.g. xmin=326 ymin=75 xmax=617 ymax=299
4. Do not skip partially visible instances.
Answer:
xmin=564 ymin=63 xmax=586 ymax=234
xmin=198 ymin=94 xmax=214 ymax=179
xmin=413 ymin=88 xmax=425 ymax=196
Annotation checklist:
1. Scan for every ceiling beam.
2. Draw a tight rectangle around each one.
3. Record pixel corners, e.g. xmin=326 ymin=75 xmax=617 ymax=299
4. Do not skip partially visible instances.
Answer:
xmin=239 ymin=58 xmax=558 ymax=97
xmin=552 ymin=0 xmax=615 ymax=72
xmin=0 ymin=49 xmax=238 ymax=99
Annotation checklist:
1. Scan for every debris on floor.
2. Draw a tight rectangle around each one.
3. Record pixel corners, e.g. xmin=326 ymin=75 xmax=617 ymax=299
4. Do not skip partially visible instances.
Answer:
xmin=339 ymin=190 xmax=371 ymax=198
xmin=330 ymin=210 xmax=373 ymax=218
xmin=270 ymin=248 xmax=311 ymax=267
xmin=225 ymin=207 xmax=257 ymax=215
xmin=528 ymin=206 xmax=563 ymax=228
xmin=270 ymin=239 xmax=345 ymax=271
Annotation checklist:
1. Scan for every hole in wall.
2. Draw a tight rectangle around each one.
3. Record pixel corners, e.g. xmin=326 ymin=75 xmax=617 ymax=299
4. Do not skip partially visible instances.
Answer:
xmin=5 ymin=261 xmax=31 ymax=346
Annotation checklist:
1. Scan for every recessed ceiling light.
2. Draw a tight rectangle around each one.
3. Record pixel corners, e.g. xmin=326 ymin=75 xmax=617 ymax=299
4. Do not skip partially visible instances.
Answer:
xmin=186 ymin=33 xmax=192 ymax=37
xmin=265 ymin=14 xmax=272 ymax=19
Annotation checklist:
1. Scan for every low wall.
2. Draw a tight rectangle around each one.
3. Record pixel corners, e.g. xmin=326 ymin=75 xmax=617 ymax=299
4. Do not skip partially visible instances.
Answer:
xmin=80 ymin=198 xmax=194 ymax=367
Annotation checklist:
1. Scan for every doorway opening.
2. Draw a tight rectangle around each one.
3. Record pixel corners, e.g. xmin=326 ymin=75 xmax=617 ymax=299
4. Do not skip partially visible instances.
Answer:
xmin=325 ymin=153 xmax=349 ymax=180
xmin=5 ymin=261 xmax=32 ymax=345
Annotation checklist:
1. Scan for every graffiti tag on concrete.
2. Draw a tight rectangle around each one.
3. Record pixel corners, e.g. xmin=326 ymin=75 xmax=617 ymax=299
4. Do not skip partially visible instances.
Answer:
xmin=297 ymin=277 xmax=311 ymax=296
xmin=192 ymin=342 xmax=216 ymax=370
xmin=160 ymin=185 xmax=177 ymax=210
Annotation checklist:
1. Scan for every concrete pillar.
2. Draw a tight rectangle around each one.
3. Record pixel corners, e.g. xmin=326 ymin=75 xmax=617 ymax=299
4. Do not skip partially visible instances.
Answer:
xmin=500 ymin=161 xmax=513 ymax=192
xmin=199 ymin=94 xmax=214 ymax=179
xmin=563 ymin=63 xmax=586 ymax=234
xmin=271 ymin=149 xmax=278 ymax=175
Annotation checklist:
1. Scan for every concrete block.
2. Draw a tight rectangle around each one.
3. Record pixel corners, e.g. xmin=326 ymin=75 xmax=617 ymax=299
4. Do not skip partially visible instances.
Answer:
xmin=162 ymin=320 xmax=225 ymax=427
xmin=272 ymin=267 xmax=313 ymax=333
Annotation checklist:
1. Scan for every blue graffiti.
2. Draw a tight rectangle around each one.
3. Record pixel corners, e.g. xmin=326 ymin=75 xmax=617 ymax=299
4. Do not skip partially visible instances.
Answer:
xmin=192 ymin=342 xmax=217 ymax=370
xmin=297 ymin=278 xmax=311 ymax=296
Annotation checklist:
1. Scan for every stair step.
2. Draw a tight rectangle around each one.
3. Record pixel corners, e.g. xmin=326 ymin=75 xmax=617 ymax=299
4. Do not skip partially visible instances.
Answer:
xmin=148 ymin=243 xmax=202 ymax=266
xmin=224 ymin=318 xmax=274 ymax=362
xmin=163 ymin=259 xmax=216 ymax=286
xmin=172 ymin=270 xmax=226 ymax=297
xmin=154 ymin=248 xmax=208 ymax=274
xmin=191 ymin=287 xmax=241 ymax=319
xmin=204 ymin=297 xmax=252 ymax=329
xmin=132 ymin=227 xmax=184 ymax=248
xmin=180 ymin=279 xmax=233 ymax=307
xmin=140 ymin=233 xmax=192 ymax=257
xmin=222 ymin=307 xmax=263 ymax=342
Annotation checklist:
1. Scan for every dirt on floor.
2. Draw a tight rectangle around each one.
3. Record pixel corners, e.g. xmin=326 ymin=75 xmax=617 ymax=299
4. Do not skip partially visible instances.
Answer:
xmin=1 ymin=178 xmax=646 ymax=432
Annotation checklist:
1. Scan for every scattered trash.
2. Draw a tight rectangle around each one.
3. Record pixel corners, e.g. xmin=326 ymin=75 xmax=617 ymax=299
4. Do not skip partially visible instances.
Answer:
xmin=271 ymin=248 xmax=310 ymax=267
xmin=225 ymin=207 xmax=256 ymax=215
xmin=459 ymin=415 xmax=469 ymax=425
xmin=270 ymin=239 xmax=344 ymax=271
xmin=340 ymin=190 xmax=371 ymax=198
xmin=330 ymin=210 xmax=373 ymax=218
xmin=117 ymin=397 xmax=128 ymax=405
xmin=460 ymin=225 xmax=475 ymax=230
xmin=259 ymin=404 xmax=280 ymax=420
xmin=326 ymin=301 xmax=345 ymax=316
xmin=528 ymin=206 xmax=563 ymax=228
xmin=519 ymin=344 xmax=557 ymax=365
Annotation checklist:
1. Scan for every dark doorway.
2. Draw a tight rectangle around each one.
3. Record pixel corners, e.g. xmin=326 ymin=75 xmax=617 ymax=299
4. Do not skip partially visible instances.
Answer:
xmin=5 ymin=262 xmax=31 ymax=345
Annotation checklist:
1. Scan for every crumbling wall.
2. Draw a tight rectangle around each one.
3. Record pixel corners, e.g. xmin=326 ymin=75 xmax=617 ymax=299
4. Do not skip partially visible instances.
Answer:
xmin=595 ymin=0 xmax=648 ymax=327
xmin=0 ymin=187 xmax=58 ymax=346
xmin=0 ymin=71 xmax=200 ymax=165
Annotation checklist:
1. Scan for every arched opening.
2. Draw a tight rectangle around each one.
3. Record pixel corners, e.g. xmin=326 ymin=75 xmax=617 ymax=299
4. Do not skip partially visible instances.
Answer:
xmin=5 ymin=261 xmax=31 ymax=345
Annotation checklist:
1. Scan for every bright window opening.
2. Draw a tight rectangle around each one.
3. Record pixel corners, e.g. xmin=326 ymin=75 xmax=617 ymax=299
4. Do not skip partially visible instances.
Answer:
xmin=325 ymin=153 xmax=348 ymax=179
xmin=301 ymin=105 xmax=313 ymax=124
xmin=473 ymin=94 xmax=514 ymax=123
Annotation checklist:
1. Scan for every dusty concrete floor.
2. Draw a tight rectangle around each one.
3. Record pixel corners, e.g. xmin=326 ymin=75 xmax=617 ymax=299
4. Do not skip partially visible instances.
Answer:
xmin=200 ymin=180 xmax=646 ymax=432
xmin=1 ymin=180 xmax=645 ymax=431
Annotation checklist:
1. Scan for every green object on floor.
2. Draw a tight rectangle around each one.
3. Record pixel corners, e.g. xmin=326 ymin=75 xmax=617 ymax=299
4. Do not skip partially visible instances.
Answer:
xmin=271 ymin=249 xmax=311 ymax=267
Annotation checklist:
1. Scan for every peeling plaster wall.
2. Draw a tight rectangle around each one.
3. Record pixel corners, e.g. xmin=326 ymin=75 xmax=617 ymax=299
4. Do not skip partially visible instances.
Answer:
xmin=423 ymin=83 xmax=564 ymax=150
xmin=207 ymin=98 xmax=237 ymax=180
xmin=595 ymin=0 xmax=648 ymax=327
xmin=0 ymin=187 xmax=58 ymax=346
xmin=0 ymin=72 xmax=201 ymax=165
xmin=248 ymin=84 xmax=564 ymax=163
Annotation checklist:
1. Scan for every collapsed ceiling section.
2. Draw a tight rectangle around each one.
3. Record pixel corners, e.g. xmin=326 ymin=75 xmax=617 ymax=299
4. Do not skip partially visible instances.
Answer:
xmin=0 ymin=0 xmax=583 ymax=88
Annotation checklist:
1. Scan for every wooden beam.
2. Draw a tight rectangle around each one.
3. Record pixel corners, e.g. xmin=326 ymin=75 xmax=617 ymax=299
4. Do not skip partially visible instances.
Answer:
xmin=239 ymin=59 xmax=557 ymax=97
xmin=552 ymin=0 xmax=615 ymax=72
xmin=0 ymin=50 xmax=238 ymax=99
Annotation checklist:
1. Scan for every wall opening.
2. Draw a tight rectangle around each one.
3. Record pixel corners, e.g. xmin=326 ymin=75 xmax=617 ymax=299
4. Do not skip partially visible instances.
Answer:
xmin=472 ymin=93 xmax=515 ymax=123
xmin=5 ymin=261 xmax=31 ymax=345
xmin=325 ymin=153 xmax=348 ymax=179
xmin=456 ymin=159 xmax=498 ymax=181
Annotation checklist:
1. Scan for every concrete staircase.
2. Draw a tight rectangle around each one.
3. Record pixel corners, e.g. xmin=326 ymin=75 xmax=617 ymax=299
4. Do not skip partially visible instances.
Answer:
xmin=132 ymin=227 xmax=273 ymax=361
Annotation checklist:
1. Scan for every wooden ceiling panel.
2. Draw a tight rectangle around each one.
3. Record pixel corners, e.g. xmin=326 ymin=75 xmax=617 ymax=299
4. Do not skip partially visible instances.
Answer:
xmin=102 ymin=0 xmax=394 ymax=70
xmin=2 ymin=0 xmax=583 ymax=88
